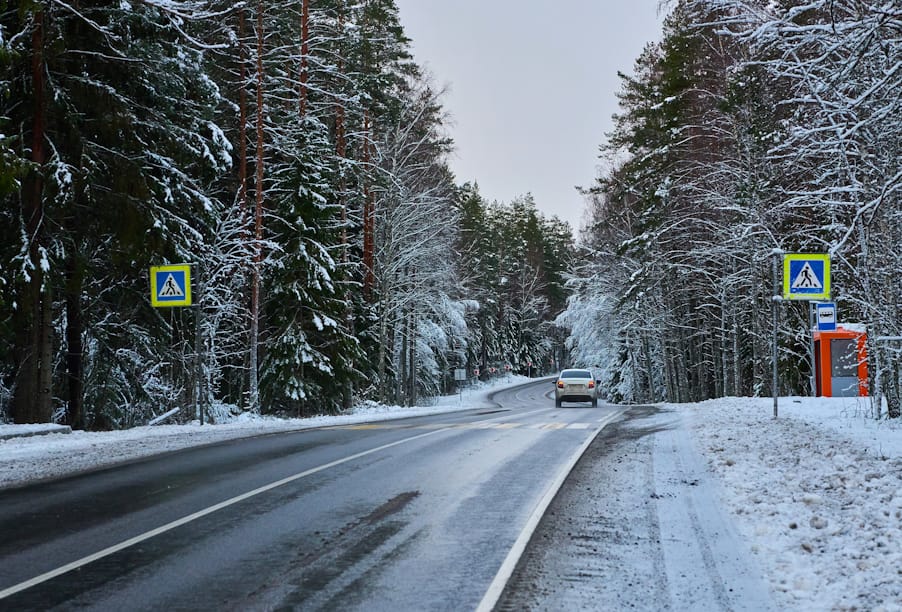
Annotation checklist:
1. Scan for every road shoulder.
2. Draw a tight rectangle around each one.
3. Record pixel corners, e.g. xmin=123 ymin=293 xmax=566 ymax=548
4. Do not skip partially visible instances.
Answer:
xmin=494 ymin=405 xmax=775 ymax=611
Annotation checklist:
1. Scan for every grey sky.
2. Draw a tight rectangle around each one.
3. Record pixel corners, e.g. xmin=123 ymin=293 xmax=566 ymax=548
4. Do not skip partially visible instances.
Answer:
xmin=394 ymin=1 xmax=665 ymax=231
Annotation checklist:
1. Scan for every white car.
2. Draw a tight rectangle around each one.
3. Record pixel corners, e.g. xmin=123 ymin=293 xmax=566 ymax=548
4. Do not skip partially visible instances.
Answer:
xmin=554 ymin=369 xmax=598 ymax=407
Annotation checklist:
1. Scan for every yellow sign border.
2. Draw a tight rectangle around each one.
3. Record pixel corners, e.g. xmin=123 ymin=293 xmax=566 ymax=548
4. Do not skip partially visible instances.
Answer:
xmin=782 ymin=253 xmax=830 ymax=300
xmin=150 ymin=264 xmax=192 ymax=307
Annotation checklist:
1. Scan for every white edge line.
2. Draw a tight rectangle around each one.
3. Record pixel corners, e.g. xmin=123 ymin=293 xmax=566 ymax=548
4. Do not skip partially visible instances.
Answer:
xmin=1 ymin=403 xmax=571 ymax=601
xmin=475 ymin=409 xmax=625 ymax=612
xmin=0 ymin=427 xmax=449 ymax=600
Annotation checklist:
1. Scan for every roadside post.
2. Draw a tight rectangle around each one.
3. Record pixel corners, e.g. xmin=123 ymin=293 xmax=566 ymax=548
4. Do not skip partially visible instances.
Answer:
xmin=771 ymin=250 xmax=784 ymax=418
xmin=150 ymin=264 xmax=205 ymax=425
xmin=454 ymin=368 xmax=466 ymax=403
xmin=777 ymin=253 xmax=832 ymax=418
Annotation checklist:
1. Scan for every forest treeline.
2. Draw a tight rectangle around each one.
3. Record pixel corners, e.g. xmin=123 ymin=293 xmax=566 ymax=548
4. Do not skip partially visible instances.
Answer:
xmin=565 ymin=0 xmax=901 ymax=414
xmin=0 ymin=0 xmax=573 ymax=428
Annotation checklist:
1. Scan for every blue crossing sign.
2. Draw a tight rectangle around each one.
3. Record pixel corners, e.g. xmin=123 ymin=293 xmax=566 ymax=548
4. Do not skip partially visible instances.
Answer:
xmin=150 ymin=264 xmax=192 ymax=307
xmin=783 ymin=254 xmax=830 ymax=301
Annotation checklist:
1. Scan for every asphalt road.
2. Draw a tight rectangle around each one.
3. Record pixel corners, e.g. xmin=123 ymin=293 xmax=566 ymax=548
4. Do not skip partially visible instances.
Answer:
xmin=0 ymin=379 xmax=621 ymax=611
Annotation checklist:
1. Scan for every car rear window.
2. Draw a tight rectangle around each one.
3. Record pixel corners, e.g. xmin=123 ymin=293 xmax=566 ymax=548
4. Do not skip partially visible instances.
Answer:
xmin=561 ymin=369 xmax=592 ymax=378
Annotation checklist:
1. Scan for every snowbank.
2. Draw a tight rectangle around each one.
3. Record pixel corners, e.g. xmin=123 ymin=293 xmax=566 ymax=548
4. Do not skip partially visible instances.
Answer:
xmin=680 ymin=396 xmax=901 ymax=611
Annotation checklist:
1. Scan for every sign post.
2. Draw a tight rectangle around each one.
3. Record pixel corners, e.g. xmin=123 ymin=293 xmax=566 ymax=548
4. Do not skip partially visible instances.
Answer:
xmin=454 ymin=368 xmax=466 ymax=402
xmin=772 ymin=250 xmax=782 ymax=418
xmin=149 ymin=264 xmax=205 ymax=424
xmin=781 ymin=253 xmax=832 ymax=412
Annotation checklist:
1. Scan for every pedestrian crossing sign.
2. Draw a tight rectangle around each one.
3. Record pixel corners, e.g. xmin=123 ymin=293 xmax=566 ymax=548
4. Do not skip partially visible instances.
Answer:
xmin=783 ymin=253 xmax=830 ymax=301
xmin=150 ymin=264 xmax=192 ymax=307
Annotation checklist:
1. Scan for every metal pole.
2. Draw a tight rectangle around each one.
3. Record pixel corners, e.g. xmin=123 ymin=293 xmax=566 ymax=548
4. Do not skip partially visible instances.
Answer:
xmin=874 ymin=342 xmax=882 ymax=419
xmin=809 ymin=302 xmax=816 ymax=396
xmin=194 ymin=302 xmax=203 ymax=425
xmin=192 ymin=265 xmax=204 ymax=425
xmin=772 ymin=251 xmax=781 ymax=418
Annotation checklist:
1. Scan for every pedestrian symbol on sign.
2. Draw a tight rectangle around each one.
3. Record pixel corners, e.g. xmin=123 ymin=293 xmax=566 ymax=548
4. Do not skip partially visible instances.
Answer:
xmin=158 ymin=274 xmax=185 ymax=298
xmin=791 ymin=262 xmax=822 ymax=290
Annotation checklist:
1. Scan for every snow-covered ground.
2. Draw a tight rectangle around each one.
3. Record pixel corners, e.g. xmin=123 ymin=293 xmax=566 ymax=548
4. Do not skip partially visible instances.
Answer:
xmin=1 ymin=379 xmax=900 ymax=610
xmin=682 ymin=396 xmax=902 ymax=611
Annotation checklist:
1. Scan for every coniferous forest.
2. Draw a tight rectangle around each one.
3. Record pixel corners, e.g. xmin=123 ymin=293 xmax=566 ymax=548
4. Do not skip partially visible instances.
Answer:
xmin=0 ymin=0 xmax=573 ymax=427
xmin=567 ymin=1 xmax=901 ymax=415
xmin=2 ymin=0 xmax=900 ymax=428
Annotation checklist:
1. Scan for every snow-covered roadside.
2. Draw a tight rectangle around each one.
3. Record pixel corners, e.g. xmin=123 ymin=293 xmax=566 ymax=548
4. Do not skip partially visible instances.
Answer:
xmin=0 ymin=376 xmax=529 ymax=489
xmin=680 ymin=397 xmax=902 ymax=612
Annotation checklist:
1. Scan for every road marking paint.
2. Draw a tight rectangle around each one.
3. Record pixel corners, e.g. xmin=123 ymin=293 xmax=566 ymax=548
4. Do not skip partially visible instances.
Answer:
xmin=539 ymin=423 xmax=568 ymax=430
xmin=338 ymin=420 xmax=603 ymax=431
xmin=0 ymin=405 xmax=558 ymax=600
xmin=0 ymin=427 xmax=451 ymax=601
xmin=476 ymin=409 xmax=625 ymax=612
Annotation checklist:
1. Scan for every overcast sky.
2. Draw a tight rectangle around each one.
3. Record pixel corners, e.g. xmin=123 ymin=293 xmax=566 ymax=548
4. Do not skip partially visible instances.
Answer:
xmin=394 ymin=1 xmax=666 ymax=231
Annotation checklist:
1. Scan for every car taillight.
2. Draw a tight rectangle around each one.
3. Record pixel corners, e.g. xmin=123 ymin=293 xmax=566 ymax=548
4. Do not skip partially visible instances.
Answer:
xmin=588 ymin=380 xmax=595 ymax=388
xmin=557 ymin=380 xmax=564 ymax=388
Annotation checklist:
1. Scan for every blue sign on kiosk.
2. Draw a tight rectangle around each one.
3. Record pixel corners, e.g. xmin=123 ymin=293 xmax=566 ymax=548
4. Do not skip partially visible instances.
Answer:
xmin=816 ymin=302 xmax=836 ymax=331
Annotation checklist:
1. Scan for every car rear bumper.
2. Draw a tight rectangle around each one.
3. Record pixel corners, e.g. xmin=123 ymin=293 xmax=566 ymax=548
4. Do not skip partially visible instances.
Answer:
xmin=556 ymin=394 xmax=595 ymax=402
xmin=555 ymin=386 xmax=597 ymax=402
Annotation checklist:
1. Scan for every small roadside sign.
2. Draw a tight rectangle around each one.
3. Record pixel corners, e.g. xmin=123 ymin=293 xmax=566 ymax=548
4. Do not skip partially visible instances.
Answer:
xmin=816 ymin=302 xmax=837 ymax=331
xmin=150 ymin=264 xmax=192 ymax=307
xmin=783 ymin=253 xmax=830 ymax=301
xmin=454 ymin=368 xmax=467 ymax=381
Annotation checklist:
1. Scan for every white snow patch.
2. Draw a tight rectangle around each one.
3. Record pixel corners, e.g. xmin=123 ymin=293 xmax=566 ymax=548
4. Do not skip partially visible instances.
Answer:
xmin=679 ymin=396 xmax=902 ymax=611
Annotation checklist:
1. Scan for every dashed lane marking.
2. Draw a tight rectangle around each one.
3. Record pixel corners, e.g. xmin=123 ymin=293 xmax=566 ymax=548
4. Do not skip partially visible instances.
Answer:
xmin=336 ymin=421 xmax=598 ymax=431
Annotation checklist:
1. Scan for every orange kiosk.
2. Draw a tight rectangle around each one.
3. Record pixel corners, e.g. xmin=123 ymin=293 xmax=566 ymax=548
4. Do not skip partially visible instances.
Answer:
xmin=812 ymin=326 xmax=867 ymax=397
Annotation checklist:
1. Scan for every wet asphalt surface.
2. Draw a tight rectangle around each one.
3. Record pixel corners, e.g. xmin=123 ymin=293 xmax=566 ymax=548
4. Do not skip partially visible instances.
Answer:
xmin=0 ymin=381 xmax=621 ymax=611
xmin=0 ymin=390 xmax=774 ymax=611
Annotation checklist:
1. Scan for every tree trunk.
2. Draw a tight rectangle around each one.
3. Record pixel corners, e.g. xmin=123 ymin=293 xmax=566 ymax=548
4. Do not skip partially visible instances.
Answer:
xmin=299 ymin=0 xmax=309 ymax=117
xmin=248 ymin=0 xmax=266 ymax=412
xmin=408 ymin=308 xmax=417 ymax=407
xmin=13 ymin=275 xmax=53 ymax=424
xmin=398 ymin=306 xmax=408 ymax=404
xmin=885 ymin=359 xmax=901 ymax=419
xmin=377 ymin=295 xmax=389 ymax=402
xmin=13 ymin=11 xmax=53 ymax=424
xmin=237 ymin=8 xmax=249 ymax=210
xmin=732 ymin=306 xmax=741 ymax=396
xmin=642 ymin=332 xmax=656 ymax=402
xmin=335 ymin=8 xmax=347 ymax=262
xmin=363 ymin=111 xmax=375 ymax=295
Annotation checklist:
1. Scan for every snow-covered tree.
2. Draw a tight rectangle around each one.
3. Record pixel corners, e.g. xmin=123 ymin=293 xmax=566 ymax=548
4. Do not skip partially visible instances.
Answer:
xmin=569 ymin=0 xmax=900 ymax=412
